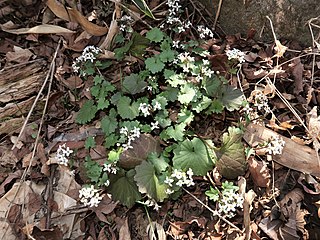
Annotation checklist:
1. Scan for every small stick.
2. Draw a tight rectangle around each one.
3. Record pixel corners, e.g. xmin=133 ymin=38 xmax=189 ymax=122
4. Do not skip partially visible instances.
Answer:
xmin=213 ymin=0 xmax=223 ymax=30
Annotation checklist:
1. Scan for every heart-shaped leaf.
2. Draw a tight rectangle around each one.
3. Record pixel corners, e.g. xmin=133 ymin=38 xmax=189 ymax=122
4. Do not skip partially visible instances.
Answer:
xmin=134 ymin=161 xmax=168 ymax=201
xmin=173 ymin=138 xmax=215 ymax=176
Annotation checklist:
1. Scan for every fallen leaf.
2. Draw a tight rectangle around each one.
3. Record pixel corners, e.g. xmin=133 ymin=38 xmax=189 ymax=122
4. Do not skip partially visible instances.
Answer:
xmin=119 ymin=218 xmax=131 ymax=240
xmin=47 ymin=0 xmax=108 ymax=36
xmin=1 ymin=24 xmax=74 ymax=35
xmin=248 ymin=157 xmax=270 ymax=188
xmin=6 ymin=46 xmax=33 ymax=63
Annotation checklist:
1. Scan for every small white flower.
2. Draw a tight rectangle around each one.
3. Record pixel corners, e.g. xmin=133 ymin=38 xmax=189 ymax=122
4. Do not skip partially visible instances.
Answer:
xmin=120 ymin=126 xmax=128 ymax=136
xmin=151 ymin=121 xmax=160 ymax=130
xmin=55 ymin=144 xmax=73 ymax=166
xmin=172 ymin=40 xmax=180 ymax=48
xmin=139 ymin=103 xmax=150 ymax=117
xmin=153 ymin=101 xmax=162 ymax=111
xmin=177 ymin=26 xmax=185 ymax=33
xmin=226 ymin=48 xmax=245 ymax=63
xmin=164 ymin=176 xmax=174 ymax=187
xmin=165 ymin=188 xmax=174 ymax=195
xmin=79 ymin=185 xmax=102 ymax=207
xmin=266 ymin=135 xmax=285 ymax=155
xmin=131 ymin=127 xmax=141 ymax=138
xmin=147 ymin=86 xmax=153 ymax=91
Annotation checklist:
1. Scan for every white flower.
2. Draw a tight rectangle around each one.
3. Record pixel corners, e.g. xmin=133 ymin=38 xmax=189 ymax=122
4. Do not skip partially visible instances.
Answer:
xmin=103 ymin=163 xmax=118 ymax=174
xmin=147 ymin=86 xmax=153 ymax=91
xmin=172 ymin=40 xmax=180 ymax=48
xmin=55 ymin=144 xmax=73 ymax=166
xmin=164 ymin=176 xmax=174 ymax=187
xmin=130 ymin=127 xmax=141 ymax=138
xmin=79 ymin=185 xmax=102 ymax=207
xmin=153 ymin=101 xmax=162 ymax=111
xmin=139 ymin=103 xmax=150 ymax=117
xmin=177 ymin=26 xmax=185 ymax=33
xmin=120 ymin=126 xmax=128 ymax=136
xmin=226 ymin=48 xmax=245 ymax=63
xmin=197 ymin=25 xmax=214 ymax=39
xmin=266 ymin=135 xmax=285 ymax=155
xmin=151 ymin=121 xmax=160 ymax=130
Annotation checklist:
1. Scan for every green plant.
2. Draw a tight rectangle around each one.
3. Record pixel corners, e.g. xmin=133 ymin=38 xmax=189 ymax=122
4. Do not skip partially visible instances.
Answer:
xmin=73 ymin=26 xmax=247 ymax=208
xmin=205 ymin=181 xmax=243 ymax=218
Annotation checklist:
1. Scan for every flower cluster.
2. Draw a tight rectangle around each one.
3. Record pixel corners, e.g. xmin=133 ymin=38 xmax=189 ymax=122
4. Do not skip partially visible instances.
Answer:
xmin=103 ymin=162 xmax=118 ymax=175
xmin=119 ymin=126 xmax=141 ymax=150
xmin=225 ymin=48 xmax=245 ymax=63
xmin=143 ymin=198 xmax=161 ymax=211
xmin=178 ymin=52 xmax=195 ymax=72
xmin=55 ymin=144 xmax=73 ymax=166
xmin=72 ymin=46 xmax=101 ymax=74
xmin=266 ymin=135 xmax=285 ymax=155
xmin=198 ymin=59 xmax=215 ymax=81
xmin=118 ymin=15 xmax=133 ymax=32
xmin=79 ymin=185 xmax=102 ymax=207
xmin=197 ymin=25 xmax=214 ymax=39
xmin=253 ymin=91 xmax=271 ymax=113
xmin=166 ymin=0 xmax=181 ymax=25
xmin=218 ymin=190 xmax=243 ymax=218
xmin=164 ymin=168 xmax=194 ymax=195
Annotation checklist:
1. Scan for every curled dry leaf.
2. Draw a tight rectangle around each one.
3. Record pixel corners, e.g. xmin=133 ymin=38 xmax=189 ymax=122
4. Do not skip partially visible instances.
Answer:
xmin=47 ymin=0 xmax=108 ymax=36
xmin=274 ymin=40 xmax=287 ymax=58
xmin=248 ymin=157 xmax=270 ymax=188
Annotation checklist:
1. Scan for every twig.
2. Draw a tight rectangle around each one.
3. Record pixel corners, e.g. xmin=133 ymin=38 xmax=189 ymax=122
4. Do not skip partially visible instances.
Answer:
xmin=182 ymin=187 xmax=242 ymax=233
xmin=213 ymin=0 xmax=223 ymax=30
xmin=2 ymin=39 xmax=61 ymax=240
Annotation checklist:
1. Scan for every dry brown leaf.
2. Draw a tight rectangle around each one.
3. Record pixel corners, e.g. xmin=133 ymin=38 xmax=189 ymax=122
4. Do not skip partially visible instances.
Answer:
xmin=274 ymin=40 xmax=287 ymax=58
xmin=248 ymin=157 xmax=270 ymax=188
xmin=289 ymin=58 xmax=304 ymax=94
xmin=147 ymin=222 xmax=166 ymax=240
xmin=119 ymin=218 xmax=131 ymax=240
xmin=244 ymin=123 xmax=320 ymax=176
xmin=1 ymin=24 xmax=74 ymax=34
xmin=47 ymin=0 xmax=108 ymax=36
xmin=6 ymin=46 xmax=33 ymax=63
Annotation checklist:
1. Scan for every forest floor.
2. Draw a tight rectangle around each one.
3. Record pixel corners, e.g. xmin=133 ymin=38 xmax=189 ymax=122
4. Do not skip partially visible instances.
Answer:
xmin=1 ymin=0 xmax=320 ymax=239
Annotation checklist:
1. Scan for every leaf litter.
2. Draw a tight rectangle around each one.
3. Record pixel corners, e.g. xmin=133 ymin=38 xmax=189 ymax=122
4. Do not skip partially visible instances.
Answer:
xmin=1 ymin=0 xmax=320 ymax=239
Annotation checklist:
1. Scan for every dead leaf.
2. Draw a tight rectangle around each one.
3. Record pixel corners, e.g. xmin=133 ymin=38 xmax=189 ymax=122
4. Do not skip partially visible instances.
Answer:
xmin=47 ymin=0 xmax=108 ymax=36
xmin=119 ymin=218 xmax=131 ymax=240
xmin=244 ymin=123 xmax=320 ymax=177
xmin=274 ymin=40 xmax=287 ymax=58
xmin=248 ymin=157 xmax=270 ymax=187
xmin=1 ymin=24 xmax=74 ymax=35
xmin=243 ymin=189 xmax=256 ymax=240
xmin=119 ymin=134 xmax=162 ymax=169
xmin=6 ymin=46 xmax=33 ymax=63
xmin=289 ymin=58 xmax=304 ymax=94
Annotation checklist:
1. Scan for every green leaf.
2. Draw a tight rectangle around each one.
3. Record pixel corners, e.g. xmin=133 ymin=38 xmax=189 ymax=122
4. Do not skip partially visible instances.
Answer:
xmin=105 ymin=134 xmax=119 ymax=148
xmin=114 ymin=40 xmax=133 ymax=60
xmin=97 ymin=98 xmax=109 ymax=110
xmin=159 ymin=49 xmax=175 ymax=62
xmin=76 ymin=100 xmax=98 ymax=124
xmin=192 ymin=96 xmax=212 ymax=113
xmin=178 ymin=109 xmax=194 ymax=125
xmin=109 ymin=170 xmax=142 ymax=208
xmin=131 ymin=0 xmax=155 ymax=19
xmin=95 ymin=60 xmax=112 ymax=70
xmin=84 ymin=156 xmax=102 ymax=183
xmin=145 ymin=56 xmax=165 ymax=74
xmin=117 ymin=96 xmax=139 ymax=120
xmin=164 ymin=123 xmax=186 ymax=142
xmin=205 ymin=187 xmax=220 ymax=202
xmin=216 ymin=127 xmax=247 ymax=179
xmin=101 ymin=109 xmax=118 ymax=134
xmin=178 ymin=83 xmax=196 ymax=104
xmin=220 ymin=85 xmax=245 ymax=111
xmin=134 ymin=161 xmax=168 ymax=201
xmin=108 ymin=148 xmax=122 ymax=162
xmin=203 ymin=76 xmax=222 ymax=97
xmin=160 ymin=38 xmax=172 ymax=51
xmin=222 ymin=181 xmax=239 ymax=192
xmin=130 ymin=32 xmax=150 ymax=58
xmin=207 ymin=99 xmax=224 ymax=114
xmin=85 ymin=136 xmax=96 ymax=149
xmin=173 ymin=138 xmax=214 ymax=176
xmin=155 ymin=110 xmax=171 ymax=128
xmin=93 ymin=75 xmax=104 ymax=85
xmin=167 ymin=73 xmax=186 ymax=87
xmin=122 ymin=73 xmax=147 ymax=94
xmin=146 ymin=28 xmax=164 ymax=42
xmin=148 ymin=152 xmax=169 ymax=174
